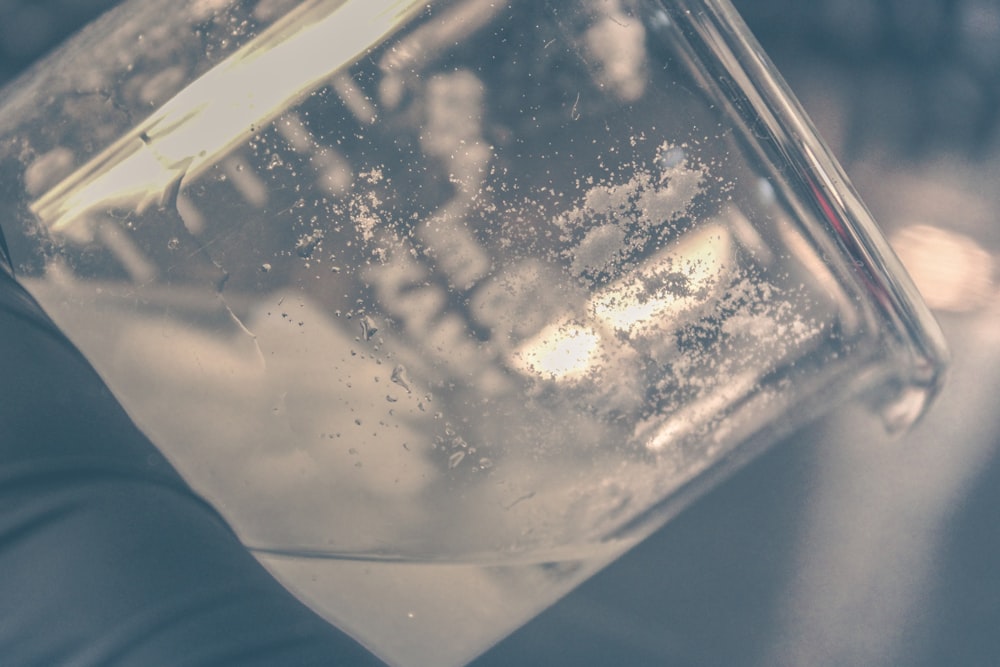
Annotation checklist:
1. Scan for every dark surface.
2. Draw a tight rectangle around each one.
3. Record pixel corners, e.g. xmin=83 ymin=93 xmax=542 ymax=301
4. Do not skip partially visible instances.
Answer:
xmin=0 ymin=240 xmax=387 ymax=665
xmin=2 ymin=1 xmax=1000 ymax=666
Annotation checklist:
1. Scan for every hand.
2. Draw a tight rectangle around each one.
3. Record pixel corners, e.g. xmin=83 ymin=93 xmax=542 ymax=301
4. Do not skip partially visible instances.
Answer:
xmin=0 ymin=229 xmax=384 ymax=666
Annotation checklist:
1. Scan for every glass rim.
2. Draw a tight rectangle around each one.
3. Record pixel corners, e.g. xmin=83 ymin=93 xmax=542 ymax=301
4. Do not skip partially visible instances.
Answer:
xmin=666 ymin=0 xmax=948 ymax=426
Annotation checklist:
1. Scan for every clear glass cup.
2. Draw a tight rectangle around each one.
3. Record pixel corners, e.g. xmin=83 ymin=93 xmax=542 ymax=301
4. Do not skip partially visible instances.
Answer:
xmin=0 ymin=0 xmax=947 ymax=665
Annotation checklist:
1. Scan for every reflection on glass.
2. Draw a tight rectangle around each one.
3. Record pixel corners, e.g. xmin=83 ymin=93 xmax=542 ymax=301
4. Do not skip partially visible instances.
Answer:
xmin=892 ymin=224 xmax=994 ymax=313
xmin=31 ymin=0 xmax=426 ymax=231
xmin=0 ymin=0 xmax=946 ymax=665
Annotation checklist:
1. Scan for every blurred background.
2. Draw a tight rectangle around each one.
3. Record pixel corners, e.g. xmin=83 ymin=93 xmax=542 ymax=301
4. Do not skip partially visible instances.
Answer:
xmin=2 ymin=0 xmax=1000 ymax=665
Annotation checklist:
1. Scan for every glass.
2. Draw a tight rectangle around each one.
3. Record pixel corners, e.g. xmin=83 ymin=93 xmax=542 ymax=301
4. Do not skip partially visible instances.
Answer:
xmin=0 ymin=0 xmax=947 ymax=665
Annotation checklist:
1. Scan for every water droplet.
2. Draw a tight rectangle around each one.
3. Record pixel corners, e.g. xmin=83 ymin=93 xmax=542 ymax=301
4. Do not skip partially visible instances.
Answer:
xmin=360 ymin=317 xmax=378 ymax=341
xmin=448 ymin=451 xmax=466 ymax=469
xmin=260 ymin=262 xmax=272 ymax=273
xmin=479 ymin=457 xmax=494 ymax=470
xmin=167 ymin=237 xmax=180 ymax=250
xmin=390 ymin=365 xmax=412 ymax=393
xmin=386 ymin=395 xmax=398 ymax=403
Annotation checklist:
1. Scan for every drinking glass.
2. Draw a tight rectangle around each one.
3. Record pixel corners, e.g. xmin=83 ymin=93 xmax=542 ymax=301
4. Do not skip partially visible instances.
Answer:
xmin=0 ymin=0 xmax=947 ymax=664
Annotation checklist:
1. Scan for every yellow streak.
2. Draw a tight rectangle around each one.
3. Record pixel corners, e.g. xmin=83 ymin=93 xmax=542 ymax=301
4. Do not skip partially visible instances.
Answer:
xmin=31 ymin=0 xmax=425 ymax=232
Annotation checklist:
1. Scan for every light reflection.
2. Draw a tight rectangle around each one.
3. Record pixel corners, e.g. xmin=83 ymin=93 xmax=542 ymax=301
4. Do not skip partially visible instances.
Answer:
xmin=591 ymin=224 xmax=731 ymax=338
xmin=511 ymin=224 xmax=732 ymax=383
xmin=583 ymin=3 xmax=648 ymax=102
xmin=31 ymin=0 xmax=426 ymax=232
xmin=512 ymin=322 xmax=603 ymax=381
xmin=891 ymin=224 xmax=995 ymax=313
